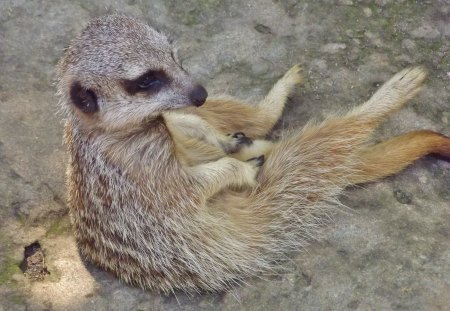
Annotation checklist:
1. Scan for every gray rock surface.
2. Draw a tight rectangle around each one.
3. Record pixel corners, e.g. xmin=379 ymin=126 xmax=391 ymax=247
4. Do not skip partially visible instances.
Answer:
xmin=0 ymin=0 xmax=449 ymax=310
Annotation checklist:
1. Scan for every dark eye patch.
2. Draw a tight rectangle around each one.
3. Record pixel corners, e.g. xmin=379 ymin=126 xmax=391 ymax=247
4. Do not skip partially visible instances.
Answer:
xmin=70 ymin=82 xmax=99 ymax=114
xmin=122 ymin=70 xmax=169 ymax=95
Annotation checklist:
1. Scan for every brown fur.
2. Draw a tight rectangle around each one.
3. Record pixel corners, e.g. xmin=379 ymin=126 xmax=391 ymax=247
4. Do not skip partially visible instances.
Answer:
xmin=57 ymin=15 xmax=450 ymax=293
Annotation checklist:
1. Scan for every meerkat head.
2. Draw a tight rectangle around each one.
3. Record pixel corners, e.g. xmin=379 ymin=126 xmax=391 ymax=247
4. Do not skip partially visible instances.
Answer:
xmin=56 ymin=14 xmax=207 ymax=131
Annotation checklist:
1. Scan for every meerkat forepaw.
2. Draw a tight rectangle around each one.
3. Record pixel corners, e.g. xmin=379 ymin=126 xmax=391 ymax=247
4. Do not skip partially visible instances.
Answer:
xmin=239 ymin=155 xmax=265 ymax=186
xmin=223 ymin=132 xmax=253 ymax=153
xmin=246 ymin=155 xmax=265 ymax=167
xmin=231 ymin=132 xmax=253 ymax=146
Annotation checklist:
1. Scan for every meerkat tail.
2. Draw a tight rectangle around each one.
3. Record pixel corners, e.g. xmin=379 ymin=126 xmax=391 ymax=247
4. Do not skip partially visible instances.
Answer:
xmin=349 ymin=67 xmax=427 ymax=124
xmin=348 ymin=130 xmax=450 ymax=184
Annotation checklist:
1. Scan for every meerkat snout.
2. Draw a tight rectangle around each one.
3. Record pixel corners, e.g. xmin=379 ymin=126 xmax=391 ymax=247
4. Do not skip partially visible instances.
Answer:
xmin=189 ymin=84 xmax=208 ymax=107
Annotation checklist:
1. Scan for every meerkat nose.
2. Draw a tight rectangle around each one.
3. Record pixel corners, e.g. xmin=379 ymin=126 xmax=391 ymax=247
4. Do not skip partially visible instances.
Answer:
xmin=189 ymin=85 xmax=208 ymax=107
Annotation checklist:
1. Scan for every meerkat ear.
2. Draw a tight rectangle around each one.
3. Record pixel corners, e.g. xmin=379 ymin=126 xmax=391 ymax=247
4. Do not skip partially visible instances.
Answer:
xmin=70 ymin=82 xmax=99 ymax=113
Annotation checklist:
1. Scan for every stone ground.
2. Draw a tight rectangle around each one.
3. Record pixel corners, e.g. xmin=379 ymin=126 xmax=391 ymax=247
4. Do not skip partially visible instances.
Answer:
xmin=0 ymin=0 xmax=449 ymax=310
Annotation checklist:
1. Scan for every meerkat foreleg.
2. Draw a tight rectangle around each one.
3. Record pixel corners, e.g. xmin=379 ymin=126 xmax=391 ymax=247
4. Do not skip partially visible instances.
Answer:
xmin=187 ymin=155 xmax=265 ymax=198
xmin=164 ymin=113 xmax=251 ymax=153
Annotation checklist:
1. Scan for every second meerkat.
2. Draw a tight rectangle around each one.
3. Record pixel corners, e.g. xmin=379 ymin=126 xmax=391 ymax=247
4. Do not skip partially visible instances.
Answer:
xmin=57 ymin=15 xmax=450 ymax=293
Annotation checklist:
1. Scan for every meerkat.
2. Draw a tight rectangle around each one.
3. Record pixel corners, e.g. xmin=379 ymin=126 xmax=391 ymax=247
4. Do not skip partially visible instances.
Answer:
xmin=56 ymin=14 xmax=450 ymax=293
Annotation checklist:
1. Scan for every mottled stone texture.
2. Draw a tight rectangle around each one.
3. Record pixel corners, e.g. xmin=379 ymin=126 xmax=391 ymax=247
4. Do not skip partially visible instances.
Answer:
xmin=0 ymin=0 xmax=449 ymax=310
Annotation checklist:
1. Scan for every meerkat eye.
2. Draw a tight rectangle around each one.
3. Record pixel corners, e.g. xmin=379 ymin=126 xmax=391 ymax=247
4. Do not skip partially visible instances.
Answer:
xmin=137 ymin=74 xmax=162 ymax=89
xmin=123 ymin=70 xmax=169 ymax=95
xmin=70 ymin=82 xmax=99 ymax=113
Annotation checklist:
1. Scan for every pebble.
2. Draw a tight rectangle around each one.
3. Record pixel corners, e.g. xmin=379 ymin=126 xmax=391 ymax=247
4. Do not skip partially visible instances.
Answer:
xmin=338 ymin=0 xmax=353 ymax=5
xmin=411 ymin=24 xmax=441 ymax=39
xmin=401 ymin=39 xmax=416 ymax=51
xmin=311 ymin=59 xmax=328 ymax=71
xmin=363 ymin=7 xmax=372 ymax=17
xmin=320 ymin=43 xmax=347 ymax=54
xmin=365 ymin=31 xmax=383 ymax=47
xmin=419 ymin=176 xmax=428 ymax=184
xmin=375 ymin=0 xmax=393 ymax=6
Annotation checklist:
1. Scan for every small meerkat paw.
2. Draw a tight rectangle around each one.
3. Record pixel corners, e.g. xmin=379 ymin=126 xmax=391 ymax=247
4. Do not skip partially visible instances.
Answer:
xmin=239 ymin=155 xmax=265 ymax=186
xmin=387 ymin=66 xmax=427 ymax=95
xmin=374 ymin=66 xmax=427 ymax=104
xmin=246 ymin=155 xmax=265 ymax=167
xmin=230 ymin=140 xmax=274 ymax=161
xmin=231 ymin=132 xmax=253 ymax=146
xmin=223 ymin=132 xmax=253 ymax=153
xmin=352 ymin=66 xmax=428 ymax=118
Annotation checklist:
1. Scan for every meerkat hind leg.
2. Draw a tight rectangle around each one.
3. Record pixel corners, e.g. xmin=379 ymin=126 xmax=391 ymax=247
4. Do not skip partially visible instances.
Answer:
xmin=253 ymin=67 xmax=430 ymax=188
xmin=349 ymin=67 xmax=427 ymax=126
xmin=257 ymin=64 xmax=303 ymax=123
xmin=194 ymin=64 xmax=303 ymax=137
xmin=295 ymin=67 xmax=428 ymax=152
